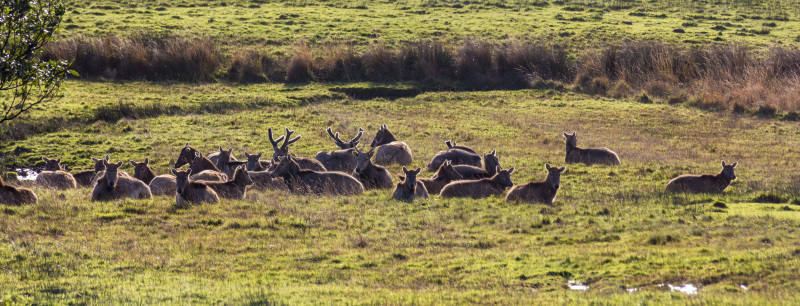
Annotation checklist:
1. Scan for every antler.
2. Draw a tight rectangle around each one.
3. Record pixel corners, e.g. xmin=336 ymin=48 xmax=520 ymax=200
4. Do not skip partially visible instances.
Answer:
xmin=350 ymin=127 xmax=365 ymax=145
xmin=281 ymin=128 xmax=302 ymax=151
xmin=268 ymin=128 xmax=286 ymax=150
xmin=326 ymin=127 xmax=345 ymax=144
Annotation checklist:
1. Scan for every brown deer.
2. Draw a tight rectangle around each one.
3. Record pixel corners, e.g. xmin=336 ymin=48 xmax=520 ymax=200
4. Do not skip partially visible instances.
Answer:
xmin=244 ymin=152 xmax=271 ymax=171
xmin=90 ymin=155 xmax=132 ymax=186
xmin=247 ymin=170 xmax=289 ymax=191
xmin=270 ymin=155 xmax=364 ymax=195
xmin=563 ymin=132 xmax=621 ymax=165
xmin=506 ymin=164 xmax=566 ymax=204
xmin=175 ymin=143 xmax=232 ymax=168
xmin=370 ymin=124 xmax=413 ymax=165
xmin=188 ymin=151 xmax=228 ymax=182
xmin=666 ymin=161 xmax=738 ymax=193
xmin=0 ymin=176 xmax=38 ymax=205
xmin=418 ymin=160 xmax=464 ymax=195
xmin=130 ymin=158 xmax=156 ymax=184
xmin=314 ymin=127 xmax=363 ymax=173
xmin=35 ymin=157 xmax=77 ymax=190
xmin=268 ymin=127 xmax=327 ymax=171
xmin=445 ymin=140 xmax=477 ymax=154
xmin=172 ymin=168 xmax=219 ymax=206
xmin=215 ymin=146 xmax=237 ymax=178
xmin=427 ymin=140 xmax=482 ymax=172
xmin=91 ymin=160 xmax=153 ymax=201
xmin=392 ymin=167 xmax=429 ymax=201
xmin=452 ymin=150 xmax=501 ymax=179
xmin=440 ymin=166 xmax=515 ymax=198
xmin=197 ymin=166 xmax=254 ymax=200
xmin=73 ymin=155 xmax=110 ymax=187
xmin=353 ymin=144 xmax=393 ymax=190
xmin=129 ymin=158 xmax=177 ymax=196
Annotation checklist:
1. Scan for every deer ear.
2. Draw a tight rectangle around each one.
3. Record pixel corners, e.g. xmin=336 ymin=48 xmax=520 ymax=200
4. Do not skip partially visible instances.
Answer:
xmin=144 ymin=158 xmax=149 ymax=165
xmin=572 ymin=132 xmax=576 ymax=137
xmin=91 ymin=157 xmax=99 ymax=163
xmin=104 ymin=155 xmax=110 ymax=161
xmin=545 ymin=163 xmax=551 ymax=170
xmin=491 ymin=149 xmax=496 ymax=156
xmin=402 ymin=166 xmax=408 ymax=173
xmin=558 ymin=167 xmax=566 ymax=172
xmin=171 ymin=168 xmax=179 ymax=175
xmin=244 ymin=152 xmax=250 ymax=158
xmin=562 ymin=132 xmax=568 ymax=138
xmin=56 ymin=158 xmax=61 ymax=164
xmin=721 ymin=160 xmax=726 ymax=167
xmin=398 ymin=175 xmax=405 ymax=180
xmin=228 ymin=148 xmax=233 ymax=154
xmin=129 ymin=160 xmax=137 ymax=166
xmin=257 ymin=153 xmax=262 ymax=159
xmin=414 ymin=168 xmax=421 ymax=174
xmin=219 ymin=145 xmax=223 ymax=152
xmin=732 ymin=162 xmax=738 ymax=168
xmin=115 ymin=161 xmax=123 ymax=168
xmin=102 ymin=159 xmax=109 ymax=166
xmin=507 ymin=167 xmax=515 ymax=174
xmin=185 ymin=143 xmax=190 ymax=147
xmin=496 ymin=165 xmax=502 ymax=173
xmin=42 ymin=157 xmax=49 ymax=162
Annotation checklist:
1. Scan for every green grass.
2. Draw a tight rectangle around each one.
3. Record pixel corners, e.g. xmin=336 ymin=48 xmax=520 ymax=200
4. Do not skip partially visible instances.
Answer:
xmin=2 ymin=82 xmax=800 ymax=303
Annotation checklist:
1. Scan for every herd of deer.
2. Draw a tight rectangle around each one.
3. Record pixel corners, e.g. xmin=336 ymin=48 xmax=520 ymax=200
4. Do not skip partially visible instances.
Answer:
xmin=0 ymin=125 xmax=739 ymax=206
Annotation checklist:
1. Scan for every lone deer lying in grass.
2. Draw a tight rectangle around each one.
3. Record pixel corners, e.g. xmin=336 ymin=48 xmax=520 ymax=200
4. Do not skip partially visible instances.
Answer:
xmin=197 ymin=166 xmax=254 ymax=200
xmin=244 ymin=152 xmax=271 ymax=171
xmin=452 ymin=150 xmax=501 ymax=179
xmin=173 ymin=168 xmax=219 ymax=205
xmin=392 ymin=167 xmax=428 ymax=201
xmin=666 ymin=161 xmax=738 ymax=193
xmin=0 ymin=176 xmax=38 ymax=205
xmin=35 ymin=157 xmax=77 ymax=190
xmin=92 ymin=160 xmax=152 ymax=201
xmin=72 ymin=155 xmax=111 ymax=187
xmin=353 ymin=144 xmax=393 ymax=190
xmin=440 ymin=166 xmax=515 ymax=198
xmin=506 ymin=164 xmax=566 ymax=204
xmin=188 ymin=152 xmax=228 ymax=182
xmin=315 ymin=127 xmax=363 ymax=173
xmin=270 ymin=155 xmax=364 ymax=195
xmin=427 ymin=141 xmax=482 ymax=172
xmin=129 ymin=158 xmax=177 ymax=196
xmin=269 ymin=128 xmax=327 ymax=171
xmin=417 ymin=160 xmax=464 ymax=195
xmin=563 ymin=132 xmax=621 ymax=165
xmin=371 ymin=124 xmax=413 ymax=165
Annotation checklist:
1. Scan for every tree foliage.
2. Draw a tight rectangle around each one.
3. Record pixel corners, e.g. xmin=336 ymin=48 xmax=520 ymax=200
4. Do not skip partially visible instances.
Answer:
xmin=0 ymin=0 xmax=74 ymax=124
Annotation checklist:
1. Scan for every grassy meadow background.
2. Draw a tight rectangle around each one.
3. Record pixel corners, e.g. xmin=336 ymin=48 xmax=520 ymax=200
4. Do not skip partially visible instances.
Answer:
xmin=3 ymin=0 xmax=800 ymax=304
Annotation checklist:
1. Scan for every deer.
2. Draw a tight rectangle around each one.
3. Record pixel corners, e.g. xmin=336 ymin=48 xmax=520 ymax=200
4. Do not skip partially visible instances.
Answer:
xmin=666 ymin=161 xmax=738 ymax=193
xmin=506 ymin=164 xmax=566 ymax=204
xmin=268 ymin=127 xmax=326 ymax=171
xmin=427 ymin=140 xmax=482 ymax=172
xmin=175 ymin=143 xmax=234 ymax=168
xmin=91 ymin=160 xmax=153 ymax=201
xmin=197 ymin=165 xmax=254 ymax=200
xmin=445 ymin=140 xmax=477 ymax=154
xmin=392 ymin=167 xmax=429 ymax=201
xmin=417 ymin=160 xmax=464 ymax=195
xmin=370 ymin=124 xmax=413 ymax=165
xmin=72 ymin=155 xmax=112 ymax=187
xmin=129 ymin=158 xmax=177 ymax=196
xmin=314 ymin=127 xmax=363 ymax=173
xmin=215 ymin=146 xmax=238 ymax=178
xmin=244 ymin=152 xmax=271 ymax=171
xmin=35 ymin=157 xmax=77 ymax=190
xmin=172 ymin=168 xmax=219 ymax=206
xmin=352 ymin=144 xmax=393 ymax=190
xmin=0 ymin=176 xmax=38 ymax=205
xmin=452 ymin=150 xmax=501 ymax=179
xmin=188 ymin=151 xmax=228 ymax=182
xmin=269 ymin=154 xmax=364 ymax=195
xmin=563 ymin=132 xmax=621 ymax=165
xmin=440 ymin=166 xmax=515 ymax=199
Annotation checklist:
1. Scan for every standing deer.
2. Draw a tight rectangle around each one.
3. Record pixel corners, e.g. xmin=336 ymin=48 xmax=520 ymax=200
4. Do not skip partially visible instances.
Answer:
xmin=452 ymin=150 xmax=501 ymax=179
xmin=370 ymin=124 xmax=413 ymax=165
xmin=427 ymin=140 xmax=482 ymax=172
xmin=392 ymin=167 xmax=429 ymax=201
xmin=440 ymin=166 xmax=515 ymax=198
xmin=506 ymin=164 xmax=566 ymax=204
xmin=563 ymin=132 xmax=621 ymax=165
xmin=417 ymin=160 xmax=464 ymax=195
xmin=198 ymin=166 xmax=254 ymax=200
xmin=270 ymin=155 xmax=364 ymax=195
xmin=91 ymin=160 xmax=153 ymax=201
xmin=0 ymin=176 xmax=38 ymax=205
xmin=35 ymin=157 xmax=77 ymax=190
xmin=353 ymin=144 xmax=393 ymax=190
xmin=129 ymin=158 xmax=177 ymax=196
xmin=314 ymin=127 xmax=363 ymax=173
xmin=268 ymin=127 xmax=326 ymax=171
xmin=172 ymin=168 xmax=219 ymax=206
xmin=666 ymin=161 xmax=738 ymax=193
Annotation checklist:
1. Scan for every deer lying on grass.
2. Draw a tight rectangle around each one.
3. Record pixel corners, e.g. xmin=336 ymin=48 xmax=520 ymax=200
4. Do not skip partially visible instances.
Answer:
xmin=129 ymin=158 xmax=177 ymax=196
xmin=452 ymin=150 xmax=501 ymax=179
xmin=666 ymin=161 xmax=738 ymax=193
xmin=353 ymin=144 xmax=393 ymax=190
xmin=270 ymin=155 xmax=364 ymax=195
xmin=188 ymin=152 xmax=228 ymax=182
xmin=244 ymin=152 xmax=271 ymax=171
xmin=417 ymin=160 xmax=464 ymax=195
xmin=269 ymin=128 xmax=327 ymax=171
xmin=247 ymin=169 xmax=289 ymax=191
xmin=91 ymin=160 xmax=152 ymax=201
xmin=427 ymin=141 xmax=482 ymax=172
xmin=173 ymin=168 xmax=219 ymax=205
xmin=0 ymin=176 xmax=38 ymax=205
xmin=392 ymin=167 xmax=428 ymax=201
xmin=445 ymin=140 xmax=477 ymax=154
xmin=197 ymin=166 xmax=254 ymax=200
xmin=440 ymin=166 xmax=515 ymax=199
xmin=563 ymin=132 xmax=621 ymax=165
xmin=215 ymin=146 xmax=239 ymax=178
xmin=35 ymin=157 xmax=77 ymax=190
xmin=72 ymin=155 xmax=112 ymax=187
xmin=506 ymin=164 xmax=566 ymax=204
xmin=175 ymin=143 xmax=236 ymax=168
xmin=315 ymin=127 xmax=363 ymax=173
xmin=371 ymin=124 xmax=413 ymax=165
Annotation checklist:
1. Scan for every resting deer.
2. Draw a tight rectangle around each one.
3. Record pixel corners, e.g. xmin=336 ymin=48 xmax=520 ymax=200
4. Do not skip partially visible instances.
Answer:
xmin=445 ymin=140 xmax=477 ymax=154
xmin=270 ymin=155 xmax=364 ymax=195
xmin=314 ymin=127 xmax=363 ymax=173
xmin=452 ymin=150 xmax=501 ymax=179
xmin=440 ymin=166 xmax=515 ymax=198
xmin=0 ymin=176 xmax=38 ymax=205
xmin=268 ymin=127 xmax=326 ymax=171
xmin=506 ymin=164 xmax=566 ymax=204
xmin=427 ymin=140 xmax=482 ymax=172
xmin=91 ymin=160 xmax=152 ymax=201
xmin=35 ymin=157 xmax=77 ymax=190
xmin=173 ymin=168 xmax=219 ymax=206
xmin=392 ymin=167 xmax=428 ymax=201
xmin=175 ymin=143 xmax=233 ymax=168
xmin=417 ymin=160 xmax=464 ymax=195
xmin=215 ymin=146 xmax=239 ymax=178
xmin=73 ymin=155 xmax=111 ymax=187
xmin=353 ymin=144 xmax=393 ymax=190
xmin=244 ymin=152 xmax=271 ymax=171
xmin=666 ymin=161 xmax=738 ymax=193
xmin=198 ymin=166 xmax=254 ymax=200
xmin=188 ymin=151 xmax=228 ymax=182
xmin=371 ymin=124 xmax=413 ymax=165
xmin=129 ymin=158 xmax=177 ymax=196
xmin=563 ymin=132 xmax=621 ymax=165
